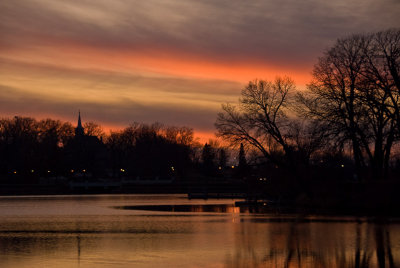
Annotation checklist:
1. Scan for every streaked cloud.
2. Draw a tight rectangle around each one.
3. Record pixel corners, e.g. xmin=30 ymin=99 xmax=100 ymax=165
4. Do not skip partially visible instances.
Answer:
xmin=0 ymin=58 xmax=240 ymax=132
xmin=0 ymin=0 xmax=399 ymax=138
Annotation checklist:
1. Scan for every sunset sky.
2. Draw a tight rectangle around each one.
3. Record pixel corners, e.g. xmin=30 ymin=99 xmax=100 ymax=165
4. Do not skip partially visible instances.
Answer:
xmin=1 ymin=0 xmax=399 ymax=141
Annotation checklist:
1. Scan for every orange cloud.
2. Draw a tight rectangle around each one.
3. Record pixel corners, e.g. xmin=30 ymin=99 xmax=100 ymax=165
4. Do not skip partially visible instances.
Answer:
xmin=3 ymin=38 xmax=312 ymax=86
xmin=1 ymin=37 xmax=312 ymax=142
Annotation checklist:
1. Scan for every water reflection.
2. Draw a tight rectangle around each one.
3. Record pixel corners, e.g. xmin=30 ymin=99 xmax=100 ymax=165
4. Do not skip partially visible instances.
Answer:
xmin=116 ymin=204 xmax=241 ymax=213
xmin=77 ymin=235 xmax=81 ymax=266
xmin=115 ymin=203 xmax=293 ymax=214
xmin=226 ymin=222 xmax=399 ymax=268
xmin=0 ymin=195 xmax=398 ymax=268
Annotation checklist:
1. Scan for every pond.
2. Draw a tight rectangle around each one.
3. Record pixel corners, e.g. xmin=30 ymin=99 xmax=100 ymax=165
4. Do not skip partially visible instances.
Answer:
xmin=0 ymin=194 xmax=398 ymax=267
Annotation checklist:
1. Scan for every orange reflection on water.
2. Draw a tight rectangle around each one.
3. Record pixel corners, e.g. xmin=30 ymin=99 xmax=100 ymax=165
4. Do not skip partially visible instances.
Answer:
xmin=0 ymin=195 xmax=399 ymax=268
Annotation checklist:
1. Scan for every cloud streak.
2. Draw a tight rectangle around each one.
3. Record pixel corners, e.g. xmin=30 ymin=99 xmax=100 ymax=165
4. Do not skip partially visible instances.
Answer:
xmin=0 ymin=0 xmax=399 ymax=138
xmin=0 ymin=58 xmax=240 ymax=133
xmin=0 ymin=83 xmax=220 ymax=132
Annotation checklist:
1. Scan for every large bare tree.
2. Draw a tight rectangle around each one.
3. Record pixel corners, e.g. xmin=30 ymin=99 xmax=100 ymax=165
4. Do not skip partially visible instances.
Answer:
xmin=300 ymin=29 xmax=400 ymax=179
xmin=215 ymin=77 xmax=323 ymax=169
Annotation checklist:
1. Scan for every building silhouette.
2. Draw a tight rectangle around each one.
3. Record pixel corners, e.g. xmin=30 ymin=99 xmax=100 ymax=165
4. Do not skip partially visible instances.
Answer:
xmin=65 ymin=112 xmax=107 ymax=178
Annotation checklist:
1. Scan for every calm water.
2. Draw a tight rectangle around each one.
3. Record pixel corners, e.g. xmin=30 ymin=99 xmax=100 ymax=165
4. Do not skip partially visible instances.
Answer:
xmin=0 ymin=194 xmax=399 ymax=268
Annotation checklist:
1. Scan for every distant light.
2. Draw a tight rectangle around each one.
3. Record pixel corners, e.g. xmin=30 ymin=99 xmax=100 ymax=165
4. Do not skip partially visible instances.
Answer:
xmin=231 ymin=166 xmax=235 ymax=169
xmin=71 ymin=169 xmax=74 ymax=173
xmin=233 ymin=207 xmax=240 ymax=214
xmin=83 ymin=169 xmax=86 ymax=172
xmin=218 ymin=166 xmax=222 ymax=170
xmin=120 ymin=168 xmax=125 ymax=172
xmin=13 ymin=171 xmax=17 ymax=174
xmin=47 ymin=170 xmax=51 ymax=173
xmin=31 ymin=170 xmax=34 ymax=173
xmin=171 ymin=166 xmax=175 ymax=171
xmin=341 ymin=164 xmax=344 ymax=168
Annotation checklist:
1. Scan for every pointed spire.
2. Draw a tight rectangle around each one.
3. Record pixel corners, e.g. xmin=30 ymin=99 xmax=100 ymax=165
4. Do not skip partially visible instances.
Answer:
xmin=77 ymin=110 xmax=82 ymax=128
xmin=75 ymin=110 xmax=84 ymax=137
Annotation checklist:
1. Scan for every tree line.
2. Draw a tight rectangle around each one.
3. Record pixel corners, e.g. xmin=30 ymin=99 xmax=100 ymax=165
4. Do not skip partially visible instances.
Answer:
xmin=0 ymin=116 xmax=241 ymax=183
xmin=216 ymin=29 xmax=400 ymax=181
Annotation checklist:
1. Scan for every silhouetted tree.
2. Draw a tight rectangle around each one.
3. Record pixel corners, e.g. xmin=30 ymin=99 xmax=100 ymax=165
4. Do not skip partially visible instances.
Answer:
xmin=0 ymin=117 xmax=75 ymax=179
xmin=236 ymin=143 xmax=250 ymax=178
xmin=0 ymin=117 xmax=39 ymax=179
xmin=84 ymin=121 xmax=105 ymax=140
xmin=106 ymin=125 xmax=138 ymax=177
xmin=238 ymin=143 xmax=247 ymax=168
xmin=201 ymin=143 xmax=216 ymax=176
xmin=363 ymin=29 xmax=400 ymax=133
xmin=218 ymin=148 xmax=227 ymax=168
xmin=105 ymin=123 xmax=194 ymax=179
xmin=299 ymin=29 xmax=400 ymax=179
xmin=164 ymin=126 xmax=194 ymax=146
xmin=215 ymin=77 xmax=322 ymax=172
xmin=37 ymin=119 xmax=74 ymax=174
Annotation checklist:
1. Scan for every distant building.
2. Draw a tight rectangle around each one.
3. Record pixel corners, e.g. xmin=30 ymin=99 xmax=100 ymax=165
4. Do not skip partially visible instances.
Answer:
xmin=64 ymin=112 xmax=107 ymax=178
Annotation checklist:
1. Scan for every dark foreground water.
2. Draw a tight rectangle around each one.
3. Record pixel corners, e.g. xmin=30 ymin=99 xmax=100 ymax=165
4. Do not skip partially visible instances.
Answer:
xmin=0 ymin=194 xmax=398 ymax=268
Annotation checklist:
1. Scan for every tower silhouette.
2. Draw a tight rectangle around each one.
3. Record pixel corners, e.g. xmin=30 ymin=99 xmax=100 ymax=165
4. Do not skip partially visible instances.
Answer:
xmin=75 ymin=110 xmax=84 ymax=137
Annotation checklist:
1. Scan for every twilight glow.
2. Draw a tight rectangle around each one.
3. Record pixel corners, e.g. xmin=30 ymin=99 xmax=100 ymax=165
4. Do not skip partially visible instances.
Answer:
xmin=1 ymin=0 xmax=399 ymax=139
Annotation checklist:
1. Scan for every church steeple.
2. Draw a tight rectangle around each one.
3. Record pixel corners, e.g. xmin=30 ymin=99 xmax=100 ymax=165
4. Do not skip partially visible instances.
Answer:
xmin=75 ymin=110 xmax=84 ymax=137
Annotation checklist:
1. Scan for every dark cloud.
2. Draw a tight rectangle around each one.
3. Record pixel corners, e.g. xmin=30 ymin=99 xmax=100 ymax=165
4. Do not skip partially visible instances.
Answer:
xmin=1 ymin=0 xmax=399 ymax=67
